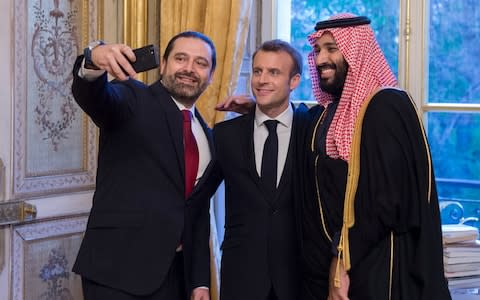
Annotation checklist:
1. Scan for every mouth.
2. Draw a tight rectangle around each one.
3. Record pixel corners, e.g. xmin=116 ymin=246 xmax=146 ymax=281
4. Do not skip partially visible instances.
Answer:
xmin=175 ymin=73 xmax=198 ymax=85
xmin=317 ymin=64 xmax=336 ymax=79
xmin=255 ymin=87 xmax=274 ymax=97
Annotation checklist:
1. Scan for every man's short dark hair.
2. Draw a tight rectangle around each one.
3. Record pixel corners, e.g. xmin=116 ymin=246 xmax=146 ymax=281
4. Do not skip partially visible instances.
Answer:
xmin=163 ymin=31 xmax=217 ymax=72
xmin=252 ymin=39 xmax=303 ymax=77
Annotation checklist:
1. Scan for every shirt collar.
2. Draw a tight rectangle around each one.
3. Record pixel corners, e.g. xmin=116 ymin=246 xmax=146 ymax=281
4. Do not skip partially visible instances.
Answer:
xmin=254 ymin=104 xmax=293 ymax=128
xmin=171 ymin=97 xmax=196 ymax=121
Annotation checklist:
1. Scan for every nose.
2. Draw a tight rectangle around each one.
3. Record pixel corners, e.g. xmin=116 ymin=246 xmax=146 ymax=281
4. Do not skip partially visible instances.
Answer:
xmin=258 ymin=72 xmax=268 ymax=83
xmin=256 ymin=70 xmax=273 ymax=84
xmin=182 ymin=59 xmax=195 ymax=73
xmin=315 ymin=49 xmax=328 ymax=66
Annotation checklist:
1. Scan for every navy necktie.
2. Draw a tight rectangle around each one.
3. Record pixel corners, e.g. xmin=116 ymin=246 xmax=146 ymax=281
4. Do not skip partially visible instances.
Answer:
xmin=182 ymin=110 xmax=199 ymax=198
xmin=261 ymin=120 xmax=279 ymax=194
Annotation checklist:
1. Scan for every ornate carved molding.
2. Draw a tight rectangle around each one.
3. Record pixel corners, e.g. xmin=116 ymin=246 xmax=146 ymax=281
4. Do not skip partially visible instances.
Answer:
xmin=12 ymin=215 xmax=88 ymax=299
xmin=12 ymin=0 xmax=99 ymax=198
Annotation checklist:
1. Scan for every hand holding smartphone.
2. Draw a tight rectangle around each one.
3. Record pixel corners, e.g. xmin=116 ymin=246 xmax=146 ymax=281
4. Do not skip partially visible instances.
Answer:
xmin=129 ymin=44 xmax=160 ymax=73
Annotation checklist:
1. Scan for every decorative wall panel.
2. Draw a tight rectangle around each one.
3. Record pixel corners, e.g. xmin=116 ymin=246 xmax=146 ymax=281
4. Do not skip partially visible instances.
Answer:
xmin=12 ymin=215 xmax=87 ymax=300
xmin=13 ymin=0 xmax=100 ymax=197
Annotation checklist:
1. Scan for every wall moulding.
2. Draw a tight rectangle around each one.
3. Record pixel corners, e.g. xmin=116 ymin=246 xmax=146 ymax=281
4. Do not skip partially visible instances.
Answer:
xmin=11 ymin=215 xmax=88 ymax=299
xmin=12 ymin=0 xmax=103 ymax=198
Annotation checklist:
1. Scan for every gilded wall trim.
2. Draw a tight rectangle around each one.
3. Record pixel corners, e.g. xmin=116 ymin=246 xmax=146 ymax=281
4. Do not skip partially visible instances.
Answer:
xmin=403 ymin=0 xmax=411 ymax=91
xmin=123 ymin=0 xmax=148 ymax=82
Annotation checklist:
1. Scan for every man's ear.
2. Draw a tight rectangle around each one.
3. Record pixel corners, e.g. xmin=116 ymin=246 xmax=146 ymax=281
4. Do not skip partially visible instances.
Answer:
xmin=208 ymin=68 xmax=215 ymax=84
xmin=160 ymin=59 xmax=166 ymax=74
xmin=289 ymin=73 xmax=301 ymax=91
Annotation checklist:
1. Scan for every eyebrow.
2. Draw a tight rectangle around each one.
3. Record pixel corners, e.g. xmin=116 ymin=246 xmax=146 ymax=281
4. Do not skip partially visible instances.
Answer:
xmin=267 ymin=67 xmax=281 ymax=73
xmin=316 ymin=41 xmax=338 ymax=48
xmin=253 ymin=66 xmax=281 ymax=72
xmin=173 ymin=52 xmax=210 ymax=63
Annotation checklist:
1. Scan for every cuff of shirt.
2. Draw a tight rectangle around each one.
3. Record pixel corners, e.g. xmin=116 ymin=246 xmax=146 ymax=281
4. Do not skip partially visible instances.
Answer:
xmin=78 ymin=58 xmax=105 ymax=81
xmin=195 ymin=286 xmax=209 ymax=290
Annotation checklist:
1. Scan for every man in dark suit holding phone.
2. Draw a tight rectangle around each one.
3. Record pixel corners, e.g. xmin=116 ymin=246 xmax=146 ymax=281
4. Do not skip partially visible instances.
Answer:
xmin=71 ymin=31 xmax=214 ymax=300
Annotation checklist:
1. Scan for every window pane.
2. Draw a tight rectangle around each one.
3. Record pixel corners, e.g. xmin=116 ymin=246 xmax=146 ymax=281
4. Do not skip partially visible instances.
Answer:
xmin=428 ymin=1 xmax=480 ymax=104
xmin=290 ymin=0 xmax=399 ymax=101
xmin=427 ymin=112 xmax=480 ymax=226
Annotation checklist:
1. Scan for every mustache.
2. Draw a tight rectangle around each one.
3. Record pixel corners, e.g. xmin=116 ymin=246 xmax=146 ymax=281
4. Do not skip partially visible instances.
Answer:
xmin=175 ymin=71 xmax=199 ymax=82
xmin=316 ymin=63 xmax=336 ymax=72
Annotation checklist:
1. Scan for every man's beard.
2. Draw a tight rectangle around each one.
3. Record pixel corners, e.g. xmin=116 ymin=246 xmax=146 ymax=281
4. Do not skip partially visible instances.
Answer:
xmin=317 ymin=61 xmax=348 ymax=96
xmin=162 ymin=71 xmax=209 ymax=106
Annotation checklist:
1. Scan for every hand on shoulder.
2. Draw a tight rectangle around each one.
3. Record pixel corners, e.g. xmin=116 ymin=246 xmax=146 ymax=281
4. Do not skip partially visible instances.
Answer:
xmin=216 ymin=94 xmax=255 ymax=114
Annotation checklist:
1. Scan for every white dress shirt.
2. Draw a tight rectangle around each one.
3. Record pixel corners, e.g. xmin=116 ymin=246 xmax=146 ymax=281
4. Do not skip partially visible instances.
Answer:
xmin=171 ymin=99 xmax=211 ymax=184
xmin=253 ymin=105 xmax=293 ymax=186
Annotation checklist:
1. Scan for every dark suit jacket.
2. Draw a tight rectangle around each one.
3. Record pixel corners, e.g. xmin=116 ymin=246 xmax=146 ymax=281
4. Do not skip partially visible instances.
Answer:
xmin=202 ymin=104 xmax=309 ymax=300
xmin=71 ymin=56 xmax=213 ymax=296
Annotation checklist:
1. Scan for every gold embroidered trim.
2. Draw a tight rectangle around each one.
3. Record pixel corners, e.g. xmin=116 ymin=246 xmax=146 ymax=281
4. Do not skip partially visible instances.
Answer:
xmin=311 ymin=108 xmax=332 ymax=242
xmin=335 ymin=87 xmax=381 ymax=287
xmin=389 ymin=232 xmax=394 ymax=300
xmin=311 ymin=109 xmax=326 ymax=152
xmin=315 ymin=155 xmax=332 ymax=242
xmin=404 ymin=90 xmax=433 ymax=202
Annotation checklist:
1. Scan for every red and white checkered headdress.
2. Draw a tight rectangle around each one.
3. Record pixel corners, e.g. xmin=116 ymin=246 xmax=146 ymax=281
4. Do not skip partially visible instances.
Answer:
xmin=307 ymin=13 xmax=397 ymax=161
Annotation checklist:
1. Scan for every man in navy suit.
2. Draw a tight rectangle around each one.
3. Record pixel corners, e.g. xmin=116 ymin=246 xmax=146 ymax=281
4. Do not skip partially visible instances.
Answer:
xmin=71 ymin=31 xmax=215 ymax=300
xmin=202 ymin=39 xmax=310 ymax=300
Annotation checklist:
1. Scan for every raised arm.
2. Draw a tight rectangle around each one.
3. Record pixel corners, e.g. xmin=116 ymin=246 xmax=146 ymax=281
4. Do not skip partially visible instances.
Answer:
xmin=71 ymin=43 xmax=143 ymax=128
xmin=215 ymin=94 xmax=255 ymax=114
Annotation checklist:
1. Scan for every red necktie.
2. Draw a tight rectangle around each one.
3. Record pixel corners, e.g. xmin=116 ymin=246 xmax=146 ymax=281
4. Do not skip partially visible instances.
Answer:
xmin=182 ymin=110 xmax=199 ymax=198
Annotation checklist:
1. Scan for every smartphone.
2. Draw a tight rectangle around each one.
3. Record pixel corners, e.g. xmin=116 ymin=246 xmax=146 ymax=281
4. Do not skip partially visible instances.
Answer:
xmin=130 ymin=44 xmax=159 ymax=73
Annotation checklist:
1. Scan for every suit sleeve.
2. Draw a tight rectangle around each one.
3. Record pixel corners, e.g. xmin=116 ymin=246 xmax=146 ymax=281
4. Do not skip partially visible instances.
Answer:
xmin=71 ymin=55 xmax=137 ymax=128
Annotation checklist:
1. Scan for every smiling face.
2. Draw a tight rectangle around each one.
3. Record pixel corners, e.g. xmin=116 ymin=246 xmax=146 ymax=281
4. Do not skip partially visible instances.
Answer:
xmin=313 ymin=32 xmax=348 ymax=96
xmin=160 ymin=37 xmax=214 ymax=107
xmin=251 ymin=50 xmax=300 ymax=117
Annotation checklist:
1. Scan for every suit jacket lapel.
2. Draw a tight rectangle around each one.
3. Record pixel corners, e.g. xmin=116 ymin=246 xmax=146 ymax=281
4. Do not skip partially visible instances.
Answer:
xmin=189 ymin=109 xmax=214 ymax=196
xmin=242 ymin=113 xmax=264 ymax=191
xmin=242 ymin=112 xmax=279 ymax=207
xmin=195 ymin=109 xmax=214 ymax=156
xmin=275 ymin=103 xmax=309 ymax=203
xmin=276 ymin=148 xmax=292 ymax=200
xmin=150 ymin=81 xmax=184 ymax=192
